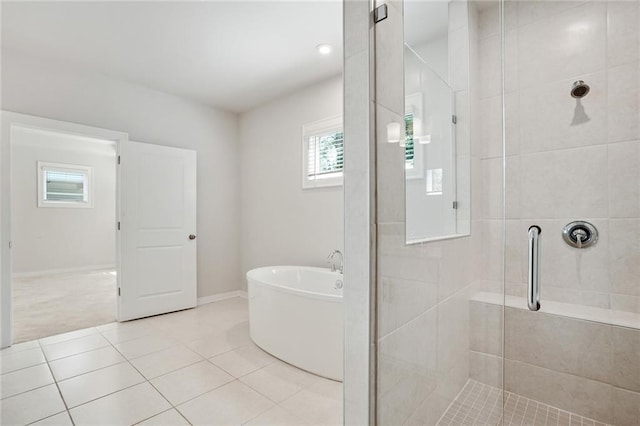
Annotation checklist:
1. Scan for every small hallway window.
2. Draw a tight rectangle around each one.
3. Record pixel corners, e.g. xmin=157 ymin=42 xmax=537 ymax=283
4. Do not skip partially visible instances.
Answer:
xmin=38 ymin=161 xmax=93 ymax=208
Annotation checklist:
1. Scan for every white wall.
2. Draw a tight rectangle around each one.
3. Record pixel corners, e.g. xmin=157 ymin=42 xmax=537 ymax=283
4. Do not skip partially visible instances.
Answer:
xmin=413 ymin=36 xmax=449 ymax=84
xmin=2 ymin=49 xmax=241 ymax=297
xmin=239 ymin=75 xmax=343 ymax=287
xmin=11 ymin=128 xmax=116 ymax=274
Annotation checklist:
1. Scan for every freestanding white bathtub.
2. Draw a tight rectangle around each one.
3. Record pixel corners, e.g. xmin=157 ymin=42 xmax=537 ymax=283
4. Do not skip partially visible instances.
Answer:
xmin=247 ymin=266 xmax=343 ymax=381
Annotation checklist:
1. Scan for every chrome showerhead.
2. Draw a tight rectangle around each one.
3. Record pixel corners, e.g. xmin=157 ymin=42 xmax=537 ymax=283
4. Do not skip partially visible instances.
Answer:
xmin=571 ymin=80 xmax=590 ymax=99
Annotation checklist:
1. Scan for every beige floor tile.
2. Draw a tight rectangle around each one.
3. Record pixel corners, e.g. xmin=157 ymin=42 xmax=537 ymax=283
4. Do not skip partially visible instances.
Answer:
xmin=58 ymin=362 xmax=145 ymax=408
xmin=114 ymin=335 xmax=177 ymax=360
xmin=136 ymin=409 xmax=190 ymax=425
xmin=100 ymin=324 xmax=158 ymax=345
xmin=244 ymin=405 xmax=311 ymax=426
xmin=210 ymin=345 xmax=278 ymax=378
xmin=6 ymin=298 xmax=343 ymax=425
xmin=42 ymin=334 xmax=110 ymax=361
xmin=0 ymin=340 xmax=40 ymax=356
xmin=280 ymin=380 xmax=343 ymax=426
xmin=49 ymin=345 xmax=126 ymax=381
xmin=31 ymin=411 xmax=74 ymax=426
xmin=69 ymin=382 xmax=171 ymax=426
xmin=240 ymin=362 xmax=324 ymax=403
xmin=39 ymin=327 xmax=99 ymax=346
xmin=129 ymin=345 xmax=202 ymax=379
xmin=0 ymin=346 xmax=46 ymax=374
xmin=151 ymin=360 xmax=234 ymax=405
xmin=0 ymin=363 xmax=54 ymax=399
xmin=186 ymin=322 xmax=252 ymax=358
xmin=177 ymin=380 xmax=275 ymax=425
xmin=0 ymin=384 xmax=66 ymax=425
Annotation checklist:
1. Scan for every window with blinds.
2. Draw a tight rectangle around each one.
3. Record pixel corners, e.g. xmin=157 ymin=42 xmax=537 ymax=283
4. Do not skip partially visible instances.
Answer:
xmin=405 ymin=113 xmax=415 ymax=169
xmin=303 ymin=116 xmax=343 ymax=188
xmin=38 ymin=162 xmax=93 ymax=208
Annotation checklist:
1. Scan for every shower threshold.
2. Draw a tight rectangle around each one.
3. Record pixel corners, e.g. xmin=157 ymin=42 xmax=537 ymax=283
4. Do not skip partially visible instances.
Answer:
xmin=436 ymin=380 xmax=612 ymax=426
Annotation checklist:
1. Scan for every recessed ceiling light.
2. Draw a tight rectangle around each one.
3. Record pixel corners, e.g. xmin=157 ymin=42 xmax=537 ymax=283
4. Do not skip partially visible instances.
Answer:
xmin=316 ymin=44 xmax=332 ymax=55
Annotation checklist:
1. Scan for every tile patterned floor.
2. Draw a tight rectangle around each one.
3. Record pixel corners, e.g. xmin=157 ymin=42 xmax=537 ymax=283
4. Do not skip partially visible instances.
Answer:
xmin=437 ymin=380 xmax=612 ymax=426
xmin=0 ymin=297 xmax=343 ymax=425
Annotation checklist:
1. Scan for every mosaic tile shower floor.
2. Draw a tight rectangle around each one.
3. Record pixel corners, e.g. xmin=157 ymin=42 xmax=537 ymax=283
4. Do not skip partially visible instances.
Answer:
xmin=437 ymin=380 xmax=611 ymax=426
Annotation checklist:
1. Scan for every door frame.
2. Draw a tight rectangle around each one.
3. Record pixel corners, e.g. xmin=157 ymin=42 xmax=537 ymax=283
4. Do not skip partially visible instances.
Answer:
xmin=0 ymin=111 xmax=128 ymax=348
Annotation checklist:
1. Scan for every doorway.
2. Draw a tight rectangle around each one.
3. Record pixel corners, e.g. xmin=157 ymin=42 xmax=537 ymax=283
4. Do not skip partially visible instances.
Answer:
xmin=10 ymin=126 xmax=118 ymax=342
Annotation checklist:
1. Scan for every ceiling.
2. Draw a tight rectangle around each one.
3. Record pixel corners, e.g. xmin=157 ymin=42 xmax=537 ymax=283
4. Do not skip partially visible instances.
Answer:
xmin=1 ymin=1 xmax=343 ymax=113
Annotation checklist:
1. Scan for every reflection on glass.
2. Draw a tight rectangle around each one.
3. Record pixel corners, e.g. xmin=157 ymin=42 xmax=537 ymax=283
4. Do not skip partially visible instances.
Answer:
xmin=404 ymin=0 xmax=470 ymax=244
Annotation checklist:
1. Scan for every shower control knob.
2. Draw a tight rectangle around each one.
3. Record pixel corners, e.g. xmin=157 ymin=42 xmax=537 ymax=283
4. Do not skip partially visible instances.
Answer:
xmin=562 ymin=221 xmax=597 ymax=249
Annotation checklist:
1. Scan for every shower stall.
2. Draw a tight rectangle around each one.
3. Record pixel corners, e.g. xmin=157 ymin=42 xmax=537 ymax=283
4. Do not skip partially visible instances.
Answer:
xmin=343 ymin=0 xmax=640 ymax=425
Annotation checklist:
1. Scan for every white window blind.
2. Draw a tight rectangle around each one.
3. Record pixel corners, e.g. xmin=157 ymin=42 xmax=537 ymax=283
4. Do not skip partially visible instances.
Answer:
xmin=38 ymin=162 xmax=93 ymax=208
xmin=405 ymin=113 xmax=415 ymax=169
xmin=44 ymin=170 xmax=86 ymax=202
xmin=303 ymin=116 xmax=343 ymax=188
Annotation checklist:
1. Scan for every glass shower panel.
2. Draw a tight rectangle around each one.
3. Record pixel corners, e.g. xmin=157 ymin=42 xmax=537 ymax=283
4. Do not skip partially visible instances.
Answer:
xmin=405 ymin=47 xmax=458 ymax=242
xmin=375 ymin=1 xmax=504 ymax=425
xmin=499 ymin=1 xmax=640 ymax=425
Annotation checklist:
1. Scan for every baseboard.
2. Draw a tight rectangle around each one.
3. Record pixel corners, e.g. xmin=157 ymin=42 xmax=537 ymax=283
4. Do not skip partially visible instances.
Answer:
xmin=13 ymin=264 xmax=117 ymax=278
xmin=197 ymin=290 xmax=248 ymax=306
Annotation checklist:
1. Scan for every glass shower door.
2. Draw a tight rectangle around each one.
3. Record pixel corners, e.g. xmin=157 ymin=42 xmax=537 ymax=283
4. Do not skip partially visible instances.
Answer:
xmin=373 ymin=0 xmax=638 ymax=425
xmin=498 ymin=1 xmax=640 ymax=425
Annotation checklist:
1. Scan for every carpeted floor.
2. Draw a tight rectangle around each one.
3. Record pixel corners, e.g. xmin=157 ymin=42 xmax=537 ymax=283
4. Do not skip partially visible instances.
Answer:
xmin=12 ymin=269 xmax=117 ymax=343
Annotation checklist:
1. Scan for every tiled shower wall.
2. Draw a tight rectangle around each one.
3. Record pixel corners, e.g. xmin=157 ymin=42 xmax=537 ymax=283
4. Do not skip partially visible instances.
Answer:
xmin=375 ymin=2 xmax=487 ymax=424
xmin=478 ymin=0 xmax=640 ymax=313
xmin=471 ymin=1 xmax=640 ymax=425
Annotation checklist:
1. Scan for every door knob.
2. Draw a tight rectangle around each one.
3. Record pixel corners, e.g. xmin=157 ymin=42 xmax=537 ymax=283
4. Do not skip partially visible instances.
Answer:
xmin=189 ymin=234 xmax=196 ymax=240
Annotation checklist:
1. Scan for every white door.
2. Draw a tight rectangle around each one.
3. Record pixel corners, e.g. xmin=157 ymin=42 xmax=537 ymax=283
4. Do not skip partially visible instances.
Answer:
xmin=119 ymin=141 xmax=197 ymax=321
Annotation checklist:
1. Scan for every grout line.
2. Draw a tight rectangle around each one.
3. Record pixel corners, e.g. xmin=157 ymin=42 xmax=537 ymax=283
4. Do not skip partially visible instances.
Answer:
xmin=38 ymin=339 xmax=75 ymax=426
xmin=6 ymin=300 xmax=340 ymax=426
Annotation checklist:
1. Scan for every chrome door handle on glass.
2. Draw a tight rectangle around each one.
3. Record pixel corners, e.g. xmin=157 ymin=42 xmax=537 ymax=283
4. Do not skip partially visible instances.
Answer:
xmin=527 ymin=225 xmax=542 ymax=312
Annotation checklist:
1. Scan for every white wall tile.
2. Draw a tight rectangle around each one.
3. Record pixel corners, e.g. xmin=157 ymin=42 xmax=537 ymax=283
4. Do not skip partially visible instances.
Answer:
xmin=504 ymin=308 xmax=615 ymax=385
xmin=470 ymin=350 xmax=503 ymax=388
xmin=516 ymin=1 xmax=587 ymax=28
xmin=607 ymin=62 xmax=639 ymax=143
xmin=469 ymin=301 xmax=503 ymax=356
xmin=529 ymin=218 xmax=609 ymax=292
xmin=377 ymin=308 xmax=438 ymax=425
xmin=609 ymin=140 xmax=640 ymax=218
xmin=519 ymin=72 xmax=607 ymax=154
xmin=519 ymin=146 xmax=608 ymax=218
xmin=518 ymin=2 xmax=606 ymax=87
xmin=505 ymin=359 xmax=614 ymax=423
xmin=609 ymin=219 xmax=640 ymax=296
xmin=607 ymin=1 xmax=640 ymax=68
xmin=613 ymin=386 xmax=640 ymax=426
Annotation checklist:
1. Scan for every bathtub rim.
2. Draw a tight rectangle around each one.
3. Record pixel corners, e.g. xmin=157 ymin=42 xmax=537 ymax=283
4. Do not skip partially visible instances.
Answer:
xmin=247 ymin=265 xmax=343 ymax=303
